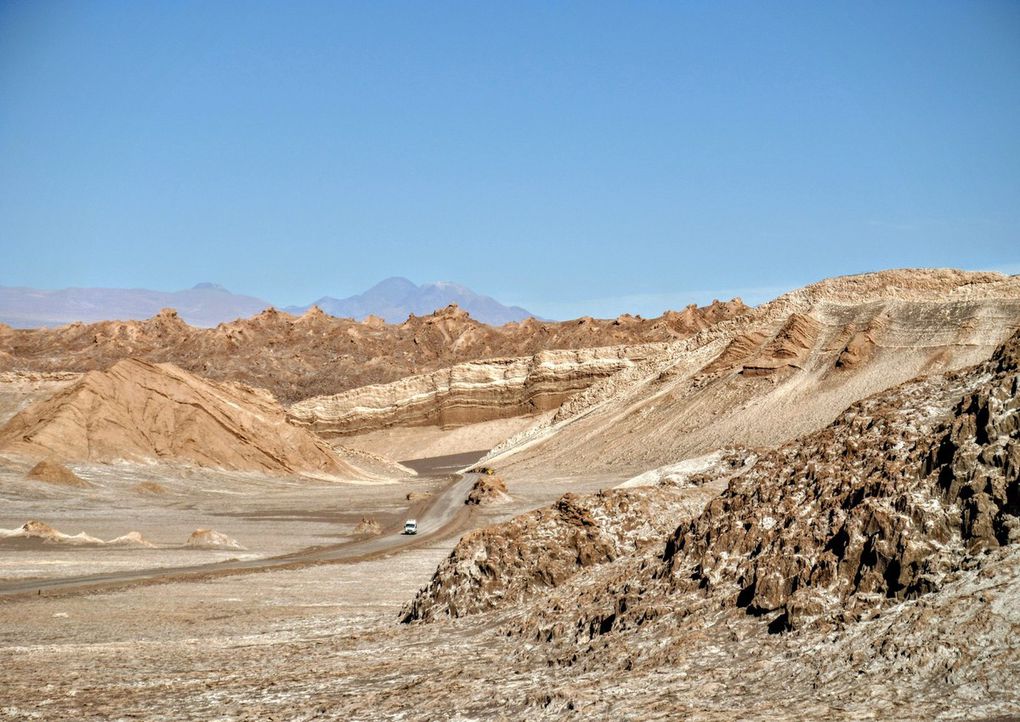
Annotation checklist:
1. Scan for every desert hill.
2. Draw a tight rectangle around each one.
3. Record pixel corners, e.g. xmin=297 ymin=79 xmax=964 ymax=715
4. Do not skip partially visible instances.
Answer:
xmin=479 ymin=269 xmax=1020 ymax=479
xmin=0 ymin=300 xmax=748 ymax=404
xmin=0 ymin=358 xmax=405 ymax=479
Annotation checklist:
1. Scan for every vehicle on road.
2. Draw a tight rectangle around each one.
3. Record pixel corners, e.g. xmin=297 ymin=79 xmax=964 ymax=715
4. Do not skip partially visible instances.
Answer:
xmin=403 ymin=519 xmax=418 ymax=535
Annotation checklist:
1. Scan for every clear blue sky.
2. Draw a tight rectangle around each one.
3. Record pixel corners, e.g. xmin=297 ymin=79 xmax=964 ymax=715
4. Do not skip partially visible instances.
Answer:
xmin=1 ymin=1 xmax=1018 ymax=318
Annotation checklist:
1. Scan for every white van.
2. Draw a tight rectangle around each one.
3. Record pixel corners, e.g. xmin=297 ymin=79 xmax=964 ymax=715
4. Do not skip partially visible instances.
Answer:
xmin=403 ymin=519 xmax=418 ymax=535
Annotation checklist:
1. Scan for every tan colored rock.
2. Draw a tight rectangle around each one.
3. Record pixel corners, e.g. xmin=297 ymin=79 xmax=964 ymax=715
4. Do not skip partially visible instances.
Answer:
xmin=464 ymin=476 xmax=511 ymax=506
xmin=353 ymin=517 xmax=383 ymax=535
xmin=17 ymin=519 xmax=73 ymax=541
xmin=132 ymin=481 xmax=167 ymax=495
xmin=0 ymin=370 xmax=81 ymax=426
xmin=186 ymin=529 xmax=245 ymax=550
xmin=25 ymin=460 xmax=90 ymax=488
xmin=740 ymin=313 xmax=819 ymax=376
xmin=0 ymin=520 xmax=153 ymax=547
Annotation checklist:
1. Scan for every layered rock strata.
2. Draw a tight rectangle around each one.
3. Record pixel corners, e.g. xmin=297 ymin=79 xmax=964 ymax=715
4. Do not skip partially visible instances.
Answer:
xmin=289 ymin=346 xmax=663 ymax=436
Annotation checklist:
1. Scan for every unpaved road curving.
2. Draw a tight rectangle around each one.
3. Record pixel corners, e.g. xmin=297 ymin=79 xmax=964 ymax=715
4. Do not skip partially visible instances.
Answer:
xmin=0 ymin=472 xmax=481 ymax=599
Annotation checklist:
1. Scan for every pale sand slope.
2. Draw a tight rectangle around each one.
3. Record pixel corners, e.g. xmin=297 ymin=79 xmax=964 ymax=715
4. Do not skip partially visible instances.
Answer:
xmin=483 ymin=269 xmax=1020 ymax=480
xmin=0 ymin=359 xmax=410 ymax=481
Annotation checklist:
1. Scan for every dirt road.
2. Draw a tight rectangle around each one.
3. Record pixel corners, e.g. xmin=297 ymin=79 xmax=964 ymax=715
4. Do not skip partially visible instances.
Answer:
xmin=0 ymin=472 xmax=480 ymax=599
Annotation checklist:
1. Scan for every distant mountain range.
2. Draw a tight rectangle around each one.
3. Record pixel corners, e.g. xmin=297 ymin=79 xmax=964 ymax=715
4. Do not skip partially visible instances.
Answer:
xmin=283 ymin=277 xmax=533 ymax=325
xmin=0 ymin=278 xmax=534 ymax=328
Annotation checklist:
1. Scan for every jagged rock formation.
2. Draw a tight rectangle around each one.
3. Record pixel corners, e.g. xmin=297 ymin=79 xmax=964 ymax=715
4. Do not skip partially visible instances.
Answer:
xmin=739 ymin=312 xmax=819 ymax=376
xmin=658 ymin=340 xmax=1020 ymax=633
xmin=289 ymin=345 xmax=662 ymax=436
xmin=0 ymin=358 xmax=405 ymax=479
xmin=415 ymin=328 xmax=1020 ymax=646
xmin=464 ymin=476 xmax=511 ymax=506
xmin=402 ymin=482 xmax=724 ymax=622
xmin=484 ymin=269 xmax=1020 ymax=480
xmin=0 ymin=300 xmax=749 ymax=404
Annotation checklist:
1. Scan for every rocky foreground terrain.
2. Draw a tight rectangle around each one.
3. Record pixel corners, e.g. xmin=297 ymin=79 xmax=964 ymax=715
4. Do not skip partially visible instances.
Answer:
xmin=385 ymin=327 xmax=1020 ymax=718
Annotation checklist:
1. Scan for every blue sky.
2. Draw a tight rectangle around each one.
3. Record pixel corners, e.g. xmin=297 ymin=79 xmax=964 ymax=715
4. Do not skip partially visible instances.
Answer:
xmin=1 ymin=1 xmax=1018 ymax=318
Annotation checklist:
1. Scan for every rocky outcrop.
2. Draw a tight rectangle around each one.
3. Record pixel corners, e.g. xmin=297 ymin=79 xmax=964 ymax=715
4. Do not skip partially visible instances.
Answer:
xmin=464 ymin=476 xmax=511 ymax=506
xmin=289 ymin=346 xmax=663 ymax=436
xmin=0 ymin=300 xmax=749 ymax=404
xmin=660 ymin=330 xmax=1020 ymax=632
xmin=186 ymin=529 xmax=245 ymax=550
xmin=0 ymin=358 xmax=404 ymax=479
xmin=26 ymin=460 xmax=90 ymax=488
xmin=0 ymin=520 xmax=154 ymax=547
xmin=701 ymin=330 xmax=770 ymax=374
xmin=739 ymin=313 xmax=820 ymax=376
xmin=832 ymin=314 xmax=886 ymax=370
xmin=353 ymin=517 xmax=383 ymax=535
